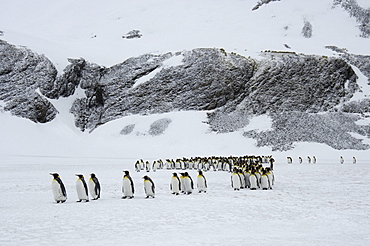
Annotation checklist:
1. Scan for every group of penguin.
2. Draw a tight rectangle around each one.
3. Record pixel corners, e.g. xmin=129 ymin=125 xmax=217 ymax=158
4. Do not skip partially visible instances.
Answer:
xmin=50 ymin=155 xmax=275 ymax=203
xmin=50 ymin=170 xmax=208 ymax=203
xmin=50 ymin=173 xmax=100 ymax=203
xmin=134 ymin=155 xmax=275 ymax=173
xmin=231 ymin=166 xmax=274 ymax=190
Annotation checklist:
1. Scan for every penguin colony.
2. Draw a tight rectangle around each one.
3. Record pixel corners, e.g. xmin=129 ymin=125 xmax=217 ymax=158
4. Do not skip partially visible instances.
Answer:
xmin=50 ymin=155 xmax=275 ymax=203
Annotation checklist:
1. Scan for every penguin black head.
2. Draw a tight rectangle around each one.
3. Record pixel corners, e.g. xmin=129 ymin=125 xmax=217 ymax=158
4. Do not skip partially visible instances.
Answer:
xmin=198 ymin=170 xmax=203 ymax=175
xmin=173 ymin=173 xmax=178 ymax=177
xmin=76 ymin=174 xmax=84 ymax=179
xmin=123 ymin=170 xmax=130 ymax=175
xmin=50 ymin=173 xmax=59 ymax=179
xmin=143 ymin=175 xmax=149 ymax=180
xmin=184 ymin=172 xmax=189 ymax=176
xmin=90 ymin=173 xmax=96 ymax=178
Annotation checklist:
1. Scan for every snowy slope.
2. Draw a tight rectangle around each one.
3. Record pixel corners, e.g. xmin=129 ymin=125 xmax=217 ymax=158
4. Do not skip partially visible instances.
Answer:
xmin=0 ymin=0 xmax=369 ymax=161
xmin=1 ymin=0 xmax=369 ymax=71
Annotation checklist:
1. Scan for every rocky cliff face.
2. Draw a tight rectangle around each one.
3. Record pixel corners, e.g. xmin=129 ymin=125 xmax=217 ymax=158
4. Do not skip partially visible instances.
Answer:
xmin=0 ymin=40 xmax=58 ymax=123
xmin=1 ymin=39 xmax=369 ymax=150
xmin=333 ymin=0 xmax=370 ymax=38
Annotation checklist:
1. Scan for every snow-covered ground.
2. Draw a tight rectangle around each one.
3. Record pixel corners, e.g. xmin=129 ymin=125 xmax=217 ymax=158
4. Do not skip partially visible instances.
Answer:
xmin=0 ymin=156 xmax=369 ymax=245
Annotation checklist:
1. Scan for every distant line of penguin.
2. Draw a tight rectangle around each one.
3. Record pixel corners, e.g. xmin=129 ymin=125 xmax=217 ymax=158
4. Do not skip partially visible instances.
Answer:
xmin=134 ymin=155 xmax=275 ymax=172
xmin=287 ymin=156 xmax=357 ymax=164
xmin=50 ymin=155 xmax=275 ymax=203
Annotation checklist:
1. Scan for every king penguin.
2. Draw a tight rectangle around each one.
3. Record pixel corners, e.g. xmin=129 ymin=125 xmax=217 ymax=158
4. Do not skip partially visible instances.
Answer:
xmin=143 ymin=175 xmax=155 ymax=198
xmin=180 ymin=173 xmax=186 ymax=193
xmin=183 ymin=172 xmax=194 ymax=195
xmin=260 ymin=169 xmax=270 ymax=190
xmin=76 ymin=174 xmax=89 ymax=202
xmin=197 ymin=170 xmax=207 ymax=193
xmin=249 ymin=169 xmax=259 ymax=190
xmin=122 ymin=170 xmax=135 ymax=199
xmin=50 ymin=173 xmax=67 ymax=203
xmin=231 ymin=169 xmax=241 ymax=191
xmin=170 ymin=173 xmax=181 ymax=195
xmin=88 ymin=173 xmax=101 ymax=200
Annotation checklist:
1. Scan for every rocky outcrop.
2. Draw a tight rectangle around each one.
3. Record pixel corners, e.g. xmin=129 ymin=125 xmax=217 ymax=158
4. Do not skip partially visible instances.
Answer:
xmin=252 ymin=0 xmax=281 ymax=11
xmin=243 ymin=112 xmax=370 ymax=151
xmin=0 ymin=40 xmax=58 ymax=123
xmin=69 ymin=48 xmax=256 ymax=131
xmin=1 ymin=39 xmax=368 ymax=150
xmin=326 ymin=45 xmax=370 ymax=84
xmin=149 ymin=118 xmax=172 ymax=136
xmin=333 ymin=0 xmax=370 ymax=38
xmin=302 ymin=20 xmax=313 ymax=38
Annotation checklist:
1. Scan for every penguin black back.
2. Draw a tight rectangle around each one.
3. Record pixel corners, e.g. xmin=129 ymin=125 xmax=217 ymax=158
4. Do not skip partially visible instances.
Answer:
xmin=50 ymin=173 xmax=67 ymax=197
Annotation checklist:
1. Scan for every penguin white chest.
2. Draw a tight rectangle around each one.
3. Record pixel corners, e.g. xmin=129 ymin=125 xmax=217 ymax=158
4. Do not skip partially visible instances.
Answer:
xmin=122 ymin=178 xmax=133 ymax=196
xmin=88 ymin=179 xmax=99 ymax=199
xmin=171 ymin=178 xmax=180 ymax=193
xmin=231 ymin=174 xmax=241 ymax=189
xmin=76 ymin=180 xmax=88 ymax=200
xmin=144 ymin=181 xmax=154 ymax=196
xmin=183 ymin=177 xmax=192 ymax=193
xmin=197 ymin=176 xmax=207 ymax=191
xmin=260 ymin=175 xmax=269 ymax=189
xmin=52 ymin=180 xmax=64 ymax=200
xmin=249 ymin=175 xmax=258 ymax=189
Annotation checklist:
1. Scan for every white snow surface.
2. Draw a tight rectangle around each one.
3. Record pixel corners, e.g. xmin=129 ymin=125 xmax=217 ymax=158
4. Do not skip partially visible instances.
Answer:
xmin=1 ymin=156 xmax=370 ymax=245
xmin=1 ymin=1 xmax=370 ymax=245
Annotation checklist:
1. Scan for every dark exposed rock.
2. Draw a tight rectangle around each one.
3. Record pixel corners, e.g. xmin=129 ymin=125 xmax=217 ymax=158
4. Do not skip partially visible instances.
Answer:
xmin=302 ymin=20 xmax=313 ymax=38
xmin=333 ymin=0 xmax=370 ymax=38
xmin=1 ymin=39 xmax=368 ymax=150
xmin=120 ymin=124 xmax=135 ymax=135
xmin=70 ymin=48 xmax=256 ymax=131
xmin=0 ymin=40 xmax=58 ymax=123
xmin=341 ymin=99 xmax=370 ymax=115
xmin=149 ymin=118 xmax=172 ymax=136
xmin=43 ymin=58 xmax=87 ymax=99
xmin=122 ymin=30 xmax=142 ymax=39
xmin=252 ymin=0 xmax=281 ymax=11
xmin=243 ymin=112 xmax=370 ymax=151
xmin=326 ymin=45 xmax=370 ymax=84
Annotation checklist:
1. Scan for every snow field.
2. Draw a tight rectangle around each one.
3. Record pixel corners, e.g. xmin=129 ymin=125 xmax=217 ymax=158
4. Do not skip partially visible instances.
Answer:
xmin=0 ymin=156 xmax=369 ymax=246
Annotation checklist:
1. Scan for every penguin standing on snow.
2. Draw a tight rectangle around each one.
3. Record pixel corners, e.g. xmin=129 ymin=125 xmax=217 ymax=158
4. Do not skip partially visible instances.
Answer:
xmin=152 ymin=161 xmax=158 ymax=172
xmin=180 ymin=173 xmax=186 ymax=193
xmin=266 ymin=167 xmax=274 ymax=188
xmin=145 ymin=161 xmax=151 ymax=172
xmin=183 ymin=172 xmax=194 ymax=195
xmin=122 ymin=170 xmax=135 ymax=199
xmin=143 ymin=175 xmax=155 ymax=198
xmin=170 ymin=173 xmax=181 ymax=195
xmin=88 ymin=173 xmax=101 ymax=200
xmin=231 ymin=169 xmax=241 ymax=191
xmin=76 ymin=174 xmax=89 ymax=202
xmin=260 ymin=169 xmax=270 ymax=190
xmin=50 ymin=173 xmax=67 ymax=203
xmin=197 ymin=170 xmax=207 ymax=193
xmin=135 ymin=160 xmax=141 ymax=172
xmin=249 ymin=169 xmax=259 ymax=190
